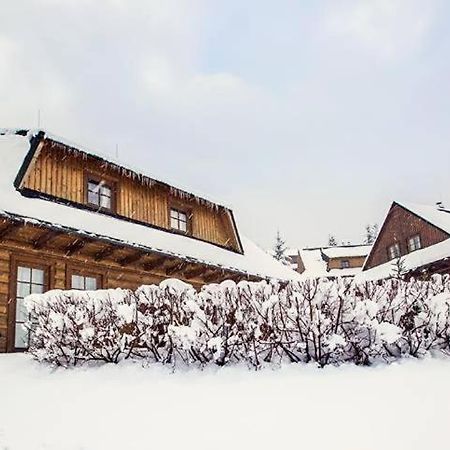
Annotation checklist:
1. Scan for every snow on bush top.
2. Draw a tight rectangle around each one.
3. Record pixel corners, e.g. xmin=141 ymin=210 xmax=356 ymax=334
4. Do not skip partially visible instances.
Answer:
xmin=25 ymin=275 xmax=450 ymax=368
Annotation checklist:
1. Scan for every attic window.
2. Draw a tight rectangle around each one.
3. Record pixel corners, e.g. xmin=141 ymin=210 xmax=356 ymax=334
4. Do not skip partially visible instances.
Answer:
xmin=340 ymin=260 xmax=350 ymax=269
xmin=87 ymin=178 xmax=114 ymax=210
xmin=408 ymin=234 xmax=421 ymax=253
xmin=170 ymin=208 xmax=189 ymax=233
xmin=388 ymin=243 xmax=401 ymax=260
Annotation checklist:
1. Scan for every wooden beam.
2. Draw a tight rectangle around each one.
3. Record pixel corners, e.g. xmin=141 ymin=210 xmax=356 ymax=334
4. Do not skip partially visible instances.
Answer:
xmin=166 ymin=261 xmax=187 ymax=276
xmin=203 ymin=269 xmax=223 ymax=284
xmin=143 ymin=256 xmax=168 ymax=272
xmin=64 ymin=238 xmax=87 ymax=256
xmin=94 ymin=245 xmax=119 ymax=262
xmin=226 ymin=273 xmax=244 ymax=283
xmin=0 ymin=222 xmax=19 ymax=241
xmin=183 ymin=266 xmax=208 ymax=280
xmin=118 ymin=251 xmax=146 ymax=267
xmin=33 ymin=230 xmax=61 ymax=249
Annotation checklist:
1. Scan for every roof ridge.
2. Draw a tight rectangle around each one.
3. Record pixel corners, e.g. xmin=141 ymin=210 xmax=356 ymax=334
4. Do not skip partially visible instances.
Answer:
xmin=3 ymin=128 xmax=232 ymax=211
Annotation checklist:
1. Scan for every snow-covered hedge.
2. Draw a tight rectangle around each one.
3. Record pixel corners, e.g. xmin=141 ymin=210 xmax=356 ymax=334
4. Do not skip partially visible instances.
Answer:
xmin=25 ymin=276 xmax=450 ymax=367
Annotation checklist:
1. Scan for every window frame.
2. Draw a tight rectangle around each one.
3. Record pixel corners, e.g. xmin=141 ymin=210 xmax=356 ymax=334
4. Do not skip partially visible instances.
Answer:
xmin=66 ymin=265 xmax=104 ymax=291
xmin=407 ymin=234 xmax=422 ymax=253
xmin=84 ymin=172 xmax=117 ymax=213
xmin=340 ymin=259 xmax=350 ymax=269
xmin=8 ymin=256 xmax=53 ymax=352
xmin=169 ymin=204 xmax=192 ymax=235
xmin=387 ymin=242 xmax=401 ymax=260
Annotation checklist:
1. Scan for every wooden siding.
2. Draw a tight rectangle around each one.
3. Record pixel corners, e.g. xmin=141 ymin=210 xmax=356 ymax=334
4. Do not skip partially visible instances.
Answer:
xmin=0 ymin=243 xmax=203 ymax=353
xmin=328 ymin=255 xmax=366 ymax=270
xmin=22 ymin=141 xmax=240 ymax=251
xmin=0 ymin=248 xmax=10 ymax=352
xmin=0 ymin=215 xmax=258 ymax=353
xmin=364 ymin=204 xmax=450 ymax=270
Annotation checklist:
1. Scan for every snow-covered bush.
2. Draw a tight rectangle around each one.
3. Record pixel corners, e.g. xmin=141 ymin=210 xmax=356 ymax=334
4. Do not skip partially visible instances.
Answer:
xmin=25 ymin=275 xmax=450 ymax=368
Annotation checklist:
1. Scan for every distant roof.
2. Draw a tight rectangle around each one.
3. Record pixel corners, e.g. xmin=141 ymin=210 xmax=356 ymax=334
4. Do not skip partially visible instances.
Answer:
xmin=320 ymin=245 xmax=371 ymax=259
xmin=0 ymin=130 xmax=300 ymax=281
xmin=295 ymin=244 xmax=371 ymax=278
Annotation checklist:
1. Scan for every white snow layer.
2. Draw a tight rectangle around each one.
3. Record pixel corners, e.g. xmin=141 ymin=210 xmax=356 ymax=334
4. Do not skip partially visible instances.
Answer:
xmin=358 ymin=238 xmax=450 ymax=281
xmin=1 ymin=354 xmax=450 ymax=450
xmin=322 ymin=244 xmax=372 ymax=258
xmin=0 ymin=133 xmax=299 ymax=281
xmin=398 ymin=201 xmax=450 ymax=235
xmin=298 ymin=246 xmax=370 ymax=278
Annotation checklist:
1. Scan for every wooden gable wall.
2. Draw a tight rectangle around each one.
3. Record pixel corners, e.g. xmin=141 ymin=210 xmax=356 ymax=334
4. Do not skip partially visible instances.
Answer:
xmin=21 ymin=140 xmax=241 ymax=252
xmin=327 ymin=255 xmax=366 ymax=270
xmin=364 ymin=204 xmax=450 ymax=270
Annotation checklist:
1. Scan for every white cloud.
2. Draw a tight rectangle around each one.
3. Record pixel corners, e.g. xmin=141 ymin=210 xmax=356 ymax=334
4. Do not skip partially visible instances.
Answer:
xmin=324 ymin=0 xmax=436 ymax=59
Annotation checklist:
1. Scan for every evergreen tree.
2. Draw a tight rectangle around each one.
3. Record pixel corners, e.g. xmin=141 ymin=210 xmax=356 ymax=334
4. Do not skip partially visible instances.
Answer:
xmin=392 ymin=257 xmax=407 ymax=280
xmin=328 ymin=234 xmax=338 ymax=246
xmin=364 ymin=223 xmax=379 ymax=244
xmin=273 ymin=230 xmax=288 ymax=262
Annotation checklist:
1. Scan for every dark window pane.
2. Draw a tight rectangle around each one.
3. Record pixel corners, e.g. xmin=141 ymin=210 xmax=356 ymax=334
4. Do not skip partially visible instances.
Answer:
xmin=17 ymin=282 xmax=31 ymax=298
xmin=71 ymin=275 xmax=85 ymax=290
xmin=85 ymin=277 xmax=97 ymax=290
xmin=15 ymin=323 xmax=28 ymax=349
xmin=100 ymin=185 xmax=111 ymax=197
xmin=17 ymin=266 xmax=31 ymax=282
xmin=88 ymin=191 xmax=99 ymax=205
xmin=31 ymin=268 xmax=44 ymax=284
xmin=31 ymin=283 xmax=44 ymax=294
xmin=100 ymin=195 xmax=111 ymax=209
xmin=88 ymin=181 xmax=99 ymax=192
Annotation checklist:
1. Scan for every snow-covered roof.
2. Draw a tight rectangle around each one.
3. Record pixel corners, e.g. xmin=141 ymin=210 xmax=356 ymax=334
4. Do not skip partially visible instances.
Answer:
xmin=359 ymin=201 xmax=450 ymax=281
xmin=396 ymin=201 xmax=450 ymax=235
xmin=321 ymin=245 xmax=372 ymax=259
xmin=357 ymin=238 xmax=450 ymax=281
xmin=299 ymin=248 xmax=328 ymax=277
xmin=5 ymin=128 xmax=229 ymax=210
xmin=0 ymin=131 xmax=300 ymax=281
xmin=297 ymin=245 xmax=368 ymax=279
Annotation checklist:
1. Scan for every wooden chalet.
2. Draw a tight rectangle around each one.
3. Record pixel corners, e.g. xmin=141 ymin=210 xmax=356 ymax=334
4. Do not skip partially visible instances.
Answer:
xmin=288 ymin=244 xmax=371 ymax=278
xmin=361 ymin=201 xmax=450 ymax=280
xmin=0 ymin=129 xmax=297 ymax=352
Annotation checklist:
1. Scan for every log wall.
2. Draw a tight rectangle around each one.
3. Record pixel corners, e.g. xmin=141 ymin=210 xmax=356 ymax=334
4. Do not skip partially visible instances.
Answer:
xmin=0 ymin=243 xmax=205 ymax=353
xmin=22 ymin=142 xmax=240 ymax=251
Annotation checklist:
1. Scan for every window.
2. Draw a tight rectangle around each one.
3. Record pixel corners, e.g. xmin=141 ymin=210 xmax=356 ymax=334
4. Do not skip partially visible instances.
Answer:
xmin=87 ymin=178 xmax=113 ymax=210
xmin=408 ymin=235 xmax=421 ymax=253
xmin=71 ymin=274 xmax=99 ymax=290
xmin=341 ymin=260 xmax=350 ymax=269
xmin=388 ymin=243 xmax=401 ymax=260
xmin=170 ymin=208 xmax=188 ymax=233
xmin=14 ymin=265 xmax=48 ymax=350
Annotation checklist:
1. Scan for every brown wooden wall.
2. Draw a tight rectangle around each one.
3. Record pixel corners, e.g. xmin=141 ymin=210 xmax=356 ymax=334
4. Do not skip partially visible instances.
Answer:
xmin=328 ymin=255 xmax=366 ymax=270
xmin=364 ymin=204 xmax=450 ymax=270
xmin=0 ymin=243 xmax=205 ymax=353
xmin=21 ymin=141 xmax=240 ymax=251
xmin=0 ymin=248 xmax=10 ymax=352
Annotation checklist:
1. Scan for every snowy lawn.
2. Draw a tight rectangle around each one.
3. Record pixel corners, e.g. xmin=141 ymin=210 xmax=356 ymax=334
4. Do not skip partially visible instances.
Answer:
xmin=1 ymin=355 xmax=450 ymax=450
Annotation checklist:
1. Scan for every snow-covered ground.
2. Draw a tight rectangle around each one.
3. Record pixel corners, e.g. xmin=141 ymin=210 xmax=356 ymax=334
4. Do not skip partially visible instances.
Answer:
xmin=1 ymin=356 xmax=450 ymax=450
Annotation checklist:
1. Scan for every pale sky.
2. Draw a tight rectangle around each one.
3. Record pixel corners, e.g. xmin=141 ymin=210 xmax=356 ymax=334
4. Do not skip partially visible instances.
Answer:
xmin=1 ymin=0 xmax=449 ymax=251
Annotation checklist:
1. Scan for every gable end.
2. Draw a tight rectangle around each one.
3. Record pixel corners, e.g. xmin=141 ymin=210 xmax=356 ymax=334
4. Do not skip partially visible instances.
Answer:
xmin=363 ymin=202 xmax=450 ymax=270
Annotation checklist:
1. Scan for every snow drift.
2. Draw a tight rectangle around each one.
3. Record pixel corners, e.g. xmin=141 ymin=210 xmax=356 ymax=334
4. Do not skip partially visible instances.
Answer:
xmin=25 ymin=276 xmax=450 ymax=367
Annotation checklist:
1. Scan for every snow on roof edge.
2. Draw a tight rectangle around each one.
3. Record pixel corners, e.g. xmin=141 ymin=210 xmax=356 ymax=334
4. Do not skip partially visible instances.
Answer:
xmin=0 ymin=133 xmax=299 ymax=282
xmin=0 ymin=128 xmax=232 ymax=211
